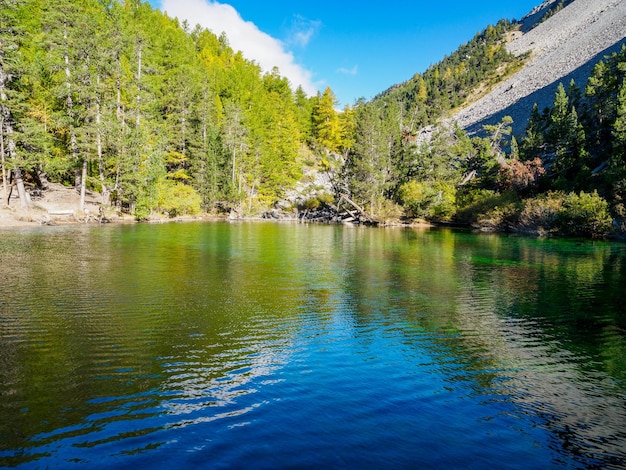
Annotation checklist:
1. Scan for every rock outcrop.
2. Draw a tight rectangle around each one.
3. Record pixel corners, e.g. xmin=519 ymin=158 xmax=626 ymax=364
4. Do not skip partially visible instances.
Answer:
xmin=453 ymin=0 xmax=626 ymax=136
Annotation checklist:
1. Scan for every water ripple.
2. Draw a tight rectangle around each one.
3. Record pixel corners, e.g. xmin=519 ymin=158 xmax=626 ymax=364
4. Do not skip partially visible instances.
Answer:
xmin=1 ymin=225 xmax=625 ymax=468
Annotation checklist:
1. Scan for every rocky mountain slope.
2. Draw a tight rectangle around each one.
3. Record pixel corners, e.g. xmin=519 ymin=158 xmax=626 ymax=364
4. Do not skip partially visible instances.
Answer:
xmin=453 ymin=0 xmax=626 ymax=136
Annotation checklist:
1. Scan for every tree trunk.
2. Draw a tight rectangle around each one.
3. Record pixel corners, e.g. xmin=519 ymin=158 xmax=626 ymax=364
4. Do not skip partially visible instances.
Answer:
xmin=0 ymin=114 xmax=7 ymax=202
xmin=135 ymin=41 xmax=142 ymax=127
xmin=5 ymin=131 xmax=28 ymax=210
xmin=63 ymin=19 xmax=78 ymax=193
xmin=35 ymin=165 xmax=49 ymax=190
xmin=1 ymin=63 xmax=27 ymax=210
xmin=232 ymin=146 xmax=236 ymax=184
xmin=96 ymin=74 xmax=109 ymax=205
xmin=1 ymin=64 xmax=9 ymax=202
xmin=13 ymin=166 xmax=28 ymax=210
xmin=181 ymin=113 xmax=186 ymax=154
xmin=114 ymin=59 xmax=124 ymax=209
xmin=79 ymin=156 xmax=87 ymax=212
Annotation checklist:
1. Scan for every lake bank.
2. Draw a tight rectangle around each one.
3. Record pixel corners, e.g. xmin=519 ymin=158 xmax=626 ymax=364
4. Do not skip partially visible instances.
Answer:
xmin=2 ymin=184 xmax=623 ymax=241
xmin=0 ymin=183 xmax=219 ymax=229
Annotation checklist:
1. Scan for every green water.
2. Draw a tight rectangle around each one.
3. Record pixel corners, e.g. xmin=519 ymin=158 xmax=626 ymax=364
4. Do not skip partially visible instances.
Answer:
xmin=0 ymin=222 xmax=625 ymax=468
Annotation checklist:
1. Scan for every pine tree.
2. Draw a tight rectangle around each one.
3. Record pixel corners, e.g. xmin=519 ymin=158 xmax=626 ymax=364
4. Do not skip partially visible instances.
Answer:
xmin=344 ymin=101 xmax=397 ymax=209
xmin=612 ymin=78 xmax=626 ymax=166
xmin=521 ymin=103 xmax=546 ymax=160
xmin=547 ymin=84 xmax=571 ymax=170
xmin=536 ymin=83 xmax=588 ymax=190
xmin=0 ymin=0 xmax=32 ymax=208
xmin=253 ymin=76 xmax=301 ymax=203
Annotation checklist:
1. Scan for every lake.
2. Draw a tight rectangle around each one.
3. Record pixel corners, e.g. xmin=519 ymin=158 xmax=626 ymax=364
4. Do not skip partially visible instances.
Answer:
xmin=1 ymin=222 xmax=625 ymax=468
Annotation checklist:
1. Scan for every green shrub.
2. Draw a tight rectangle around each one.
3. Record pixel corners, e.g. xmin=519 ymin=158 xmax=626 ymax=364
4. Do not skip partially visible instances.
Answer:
xmin=518 ymin=191 xmax=564 ymax=235
xmin=429 ymin=182 xmax=457 ymax=221
xmin=558 ymin=191 xmax=613 ymax=238
xmin=398 ymin=180 xmax=456 ymax=221
xmin=299 ymin=192 xmax=334 ymax=211
xmin=454 ymin=189 xmax=519 ymax=226
xmin=134 ymin=201 xmax=152 ymax=221
xmin=518 ymin=191 xmax=613 ymax=238
xmin=370 ymin=197 xmax=404 ymax=224
xmin=476 ymin=201 xmax=521 ymax=231
xmin=398 ymin=180 xmax=431 ymax=218
xmin=302 ymin=197 xmax=321 ymax=210
xmin=157 ymin=181 xmax=202 ymax=217
xmin=317 ymin=192 xmax=335 ymax=206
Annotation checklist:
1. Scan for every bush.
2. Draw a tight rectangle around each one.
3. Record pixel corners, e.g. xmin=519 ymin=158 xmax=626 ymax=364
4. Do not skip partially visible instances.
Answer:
xmin=157 ymin=181 xmax=202 ymax=217
xmin=476 ymin=201 xmax=521 ymax=231
xmin=299 ymin=192 xmax=335 ymax=211
xmin=398 ymin=180 xmax=456 ymax=221
xmin=454 ymin=189 xmax=519 ymax=226
xmin=317 ymin=192 xmax=335 ymax=206
xmin=398 ymin=180 xmax=431 ymax=218
xmin=558 ymin=190 xmax=613 ymax=238
xmin=429 ymin=182 xmax=457 ymax=221
xmin=518 ymin=191 xmax=613 ymax=238
xmin=302 ymin=197 xmax=320 ymax=210
xmin=518 ymin=192 xmax=564 ymax=235
xmin=134 ymin=200 xmax=152 ymax=221
xmin=370 ymin=197 xmax=404 ymax=224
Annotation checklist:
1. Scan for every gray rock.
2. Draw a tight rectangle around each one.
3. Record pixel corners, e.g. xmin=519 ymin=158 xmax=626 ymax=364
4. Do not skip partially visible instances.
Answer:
xmin=453 ymin=0 xmax=626 ymax=136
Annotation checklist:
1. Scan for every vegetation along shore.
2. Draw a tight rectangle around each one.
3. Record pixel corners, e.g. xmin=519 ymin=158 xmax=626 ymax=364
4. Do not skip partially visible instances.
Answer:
xmin=1 ymin=0 xmax=626 ymax=238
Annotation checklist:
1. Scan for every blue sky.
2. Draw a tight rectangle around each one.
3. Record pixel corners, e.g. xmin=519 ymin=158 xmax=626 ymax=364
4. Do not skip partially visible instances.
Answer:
xmin=149 ymin=0 xmax=541 ymax=106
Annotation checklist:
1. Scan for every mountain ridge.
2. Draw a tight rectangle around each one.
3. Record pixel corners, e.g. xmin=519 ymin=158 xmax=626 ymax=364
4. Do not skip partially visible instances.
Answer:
xmin=453 ymin=0 xmax=626 ymax=135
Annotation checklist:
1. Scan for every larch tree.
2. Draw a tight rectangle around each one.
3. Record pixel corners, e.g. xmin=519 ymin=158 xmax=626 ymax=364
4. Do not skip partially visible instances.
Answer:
xmin=312 ymin=87 xmax=342 ymax=153
xmin=0 ymin=0 xmax=29 ymax=208
xmin=253 ymin=68 xmax=302 ymax=203
xmin=221 ymin=100 xmax=248 ymax=197
xmin=344 ymin=100 xmax=397 ymax=210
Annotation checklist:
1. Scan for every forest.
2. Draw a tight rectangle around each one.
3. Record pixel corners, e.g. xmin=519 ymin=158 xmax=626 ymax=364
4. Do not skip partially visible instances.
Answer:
xmin=1 ymin=0 xmax=625 ymax=238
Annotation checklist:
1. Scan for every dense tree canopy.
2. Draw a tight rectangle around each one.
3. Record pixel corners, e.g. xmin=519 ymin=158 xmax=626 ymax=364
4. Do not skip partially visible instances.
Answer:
xmin=2 ymin=2 xmax=625 ymax=237
xmin=0 ymin=0 xmax=331 ymax=218
xmin=337 ymin=23 xmax=626 ymax=237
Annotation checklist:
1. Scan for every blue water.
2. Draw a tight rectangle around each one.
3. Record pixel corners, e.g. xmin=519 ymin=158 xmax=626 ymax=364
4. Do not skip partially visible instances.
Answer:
xmin=0 ymin=222 xmax=625 ymax=468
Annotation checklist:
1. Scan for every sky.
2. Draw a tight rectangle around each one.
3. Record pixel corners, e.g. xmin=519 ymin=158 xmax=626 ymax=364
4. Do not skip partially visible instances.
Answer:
xmin=149 ymin=0 xmax=542 ymax=107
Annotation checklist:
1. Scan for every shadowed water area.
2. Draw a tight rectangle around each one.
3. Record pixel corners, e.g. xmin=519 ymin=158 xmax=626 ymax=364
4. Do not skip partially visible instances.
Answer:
xmin=0 ymin=222 xmax=625 ymax=468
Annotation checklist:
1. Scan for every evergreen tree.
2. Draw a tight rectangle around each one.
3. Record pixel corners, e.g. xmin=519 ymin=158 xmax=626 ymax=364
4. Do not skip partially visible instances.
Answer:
xmin=613 ymin=78 xmax=626 ymax=161
xmin=0 ymin=0 xmax=32 ymax=208
xmin=312 ymin=87 xmax=342 ymax=153
xmin=294 ymin=85 xmax=314 ymax=143
xmin=221 ymin=100 xmax=248 ymax=197
xmin=344 ymin=101 xmax=396 ymax=209
xmin=521 ymin=103 xmax=546 ymax=160
xmin=547 ymin=83 xmax=588 ymax=187
xmin=609 ymin=77 xmax=626 ymax=192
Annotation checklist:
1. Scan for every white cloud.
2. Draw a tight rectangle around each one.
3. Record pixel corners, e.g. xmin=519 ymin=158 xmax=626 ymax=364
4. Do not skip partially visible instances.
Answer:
xmin=337 ymin=65 xmax=358 ymax=76
xmin=161 ymin=0 xmax=318 ymax=96
xmin=287 ymin=15 xmax=321 ymax=48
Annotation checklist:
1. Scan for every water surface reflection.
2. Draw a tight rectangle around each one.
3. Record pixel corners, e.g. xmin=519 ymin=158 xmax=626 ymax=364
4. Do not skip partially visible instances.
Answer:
xmin=0 ymin=223 xmax=624 ymax=468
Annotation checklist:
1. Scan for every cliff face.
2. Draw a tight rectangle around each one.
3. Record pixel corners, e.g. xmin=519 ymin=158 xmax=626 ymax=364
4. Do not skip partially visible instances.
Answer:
xmin=453 ymin=0 xmax=626 ymax=136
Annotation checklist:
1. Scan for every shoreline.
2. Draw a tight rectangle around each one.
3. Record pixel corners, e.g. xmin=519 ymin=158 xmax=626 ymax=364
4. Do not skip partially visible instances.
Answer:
xmin=2 ymin=202 xmax=623 ymax=242
xmin=0 ymin=203 xmax=435 ymax=231
xmin=0 ymin=204 xmax=221 ymax=230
